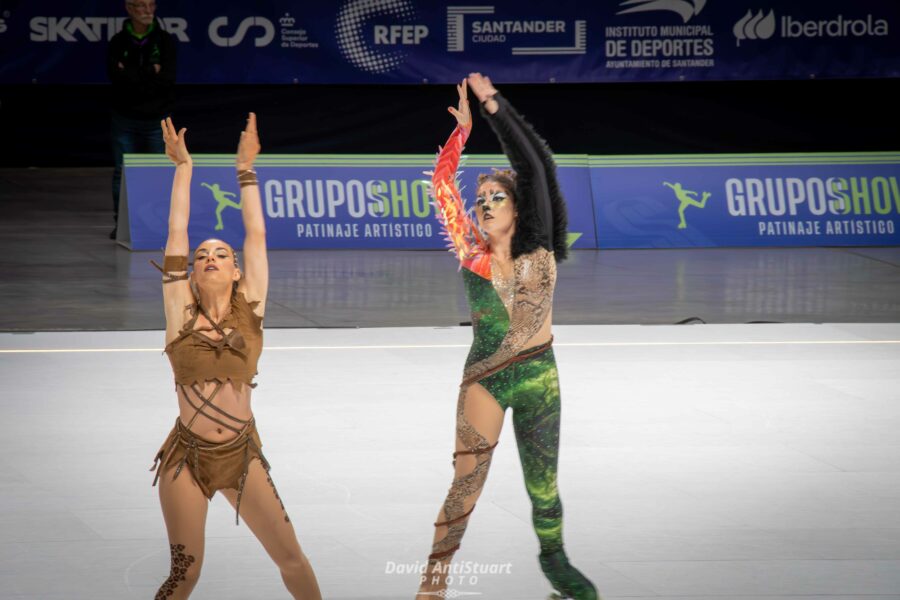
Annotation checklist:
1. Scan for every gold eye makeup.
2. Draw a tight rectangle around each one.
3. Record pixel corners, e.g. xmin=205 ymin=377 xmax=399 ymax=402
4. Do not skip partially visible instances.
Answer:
xmin=476 ymin=190 xmax=508 ymax=210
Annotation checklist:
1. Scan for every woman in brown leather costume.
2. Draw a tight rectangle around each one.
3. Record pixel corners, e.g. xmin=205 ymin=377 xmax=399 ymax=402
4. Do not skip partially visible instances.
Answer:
xmin=149 ymin=115 xmax=322 ymax=599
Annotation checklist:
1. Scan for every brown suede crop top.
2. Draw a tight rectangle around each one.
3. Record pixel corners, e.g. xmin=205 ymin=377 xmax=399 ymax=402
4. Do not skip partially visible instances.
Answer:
xmin=156 ymin=255 xmax=263 ymax=389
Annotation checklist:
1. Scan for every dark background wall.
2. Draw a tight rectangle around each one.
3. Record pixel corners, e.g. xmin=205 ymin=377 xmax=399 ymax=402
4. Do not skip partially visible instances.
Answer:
xmin=0 ymin=78 xmax=896 ymax=167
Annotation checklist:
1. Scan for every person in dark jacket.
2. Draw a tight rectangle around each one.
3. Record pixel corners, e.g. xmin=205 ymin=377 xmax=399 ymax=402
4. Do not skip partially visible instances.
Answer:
xmin=107 ymin=0 xmax=176 ymax=239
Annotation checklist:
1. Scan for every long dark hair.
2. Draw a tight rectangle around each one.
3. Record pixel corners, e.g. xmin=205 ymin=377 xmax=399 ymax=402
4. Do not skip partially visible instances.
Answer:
xmin=477 ymin=167 xmax=569 ymax=262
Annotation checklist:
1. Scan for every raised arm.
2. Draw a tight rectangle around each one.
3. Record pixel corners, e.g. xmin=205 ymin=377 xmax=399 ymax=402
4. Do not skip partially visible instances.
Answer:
xmin=469 ymin=73 xmax=558 ymax=255
xmin=157 ymin=118 xmax=194 ymax=341
xmin=162 ymin=118 xmax=190 ymax=256
xmin=429 ymin=80 xmax=491 ymax=278
xmin=235 ymin=112 xmax=268 ymax=314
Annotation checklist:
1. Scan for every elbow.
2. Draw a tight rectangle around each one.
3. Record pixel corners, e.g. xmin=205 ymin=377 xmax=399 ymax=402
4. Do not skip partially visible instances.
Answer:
xmin=245 ymin=225 xmax=267 ymax=238
xmin=168 ymin=218 xmax=188 ymax=233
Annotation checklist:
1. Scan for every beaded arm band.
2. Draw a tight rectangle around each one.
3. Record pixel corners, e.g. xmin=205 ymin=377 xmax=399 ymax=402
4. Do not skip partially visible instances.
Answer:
xmin=150 ymin=255 xmax=190 ymax=284
xmin=237 ymin=168 xmax=258 ymax=188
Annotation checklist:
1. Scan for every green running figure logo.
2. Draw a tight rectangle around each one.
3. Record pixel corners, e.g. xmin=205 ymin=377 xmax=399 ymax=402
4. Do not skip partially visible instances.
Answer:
xmin=663 ymin=181 xmax=710 ymax=229
xmin=201 ymin=182 xmax=242 ymax=231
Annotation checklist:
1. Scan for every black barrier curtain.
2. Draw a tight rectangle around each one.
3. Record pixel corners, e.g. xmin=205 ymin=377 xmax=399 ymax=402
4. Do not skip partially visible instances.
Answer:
xmin=0 ymin=78 xmax=898 ymax=167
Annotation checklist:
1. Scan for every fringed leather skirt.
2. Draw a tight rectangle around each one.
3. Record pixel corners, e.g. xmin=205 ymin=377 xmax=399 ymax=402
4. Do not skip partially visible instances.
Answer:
xmin=150 ymin=416 xmax=269 ymax=525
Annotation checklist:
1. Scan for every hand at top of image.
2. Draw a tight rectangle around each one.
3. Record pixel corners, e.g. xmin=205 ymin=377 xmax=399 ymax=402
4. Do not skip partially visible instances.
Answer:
xmin=447 ymin=78 xmax=472 ymax=129
xmin=160 ymin=117 xmax=190 ymax=166
xmin=467 ymin=73 xmax=499 ymax=103
xmin=236 ymin=112 xmax=261 ymax=171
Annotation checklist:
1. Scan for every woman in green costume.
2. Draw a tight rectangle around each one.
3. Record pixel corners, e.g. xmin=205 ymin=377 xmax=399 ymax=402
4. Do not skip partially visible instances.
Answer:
xmin=416 ymin=73 xmax=599 ymax=600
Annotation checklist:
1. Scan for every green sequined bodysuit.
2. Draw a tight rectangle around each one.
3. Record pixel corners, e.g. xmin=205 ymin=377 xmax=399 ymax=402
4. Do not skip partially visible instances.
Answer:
xmin=423 ymin=93 xmax=599 ymax=599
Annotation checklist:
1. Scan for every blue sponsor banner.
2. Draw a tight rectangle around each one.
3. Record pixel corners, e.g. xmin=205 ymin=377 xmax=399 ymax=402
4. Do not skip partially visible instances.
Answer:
xmin=1 ymin=1 xmax=898 ymax=84
xmin=591 ymin=153 xmax=900 ymax=248
xmin=119 ymin=153 xmax=598 ymax=250
xmin=122 ymin=151 xmax=900 ymax=251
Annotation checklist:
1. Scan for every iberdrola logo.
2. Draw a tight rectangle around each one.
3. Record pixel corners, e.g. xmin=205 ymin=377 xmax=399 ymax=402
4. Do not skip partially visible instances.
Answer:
xmin=663 ymin=181 xmax=710 ymax=229
xmin=733 ymin=9 xmax=776 ymax=46
xmin=200 ymin=182 xmax=242 ymax=231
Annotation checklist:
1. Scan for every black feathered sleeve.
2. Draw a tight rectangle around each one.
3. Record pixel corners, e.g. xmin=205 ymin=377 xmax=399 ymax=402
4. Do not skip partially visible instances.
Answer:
xmin=479 ymin=92 xmax=568 ymax=261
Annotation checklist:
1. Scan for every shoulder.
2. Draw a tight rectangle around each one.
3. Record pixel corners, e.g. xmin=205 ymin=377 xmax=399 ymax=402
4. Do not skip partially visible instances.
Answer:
xmin=148 ymin=22 xmax=174 ymax=43
xmin=233 ymin=290 xmax=264 ymax=329
xmin=461 ymin=252 xmax=492 ymax=280
xmin=158 ymin=28 xmax=176 ymax=44
xmin=519 ymin=246 xmax=555 ymax=272
xmin=524 ymin=246 xmax=553 ymax=261
xmin=512 ymin=247 xmax=556 ymax=291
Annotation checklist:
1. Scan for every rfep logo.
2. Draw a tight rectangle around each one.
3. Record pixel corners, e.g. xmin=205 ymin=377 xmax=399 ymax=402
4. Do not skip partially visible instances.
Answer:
xmin=209 ymin=16 xmax=275 ymax=47
xmin=373 ymin=24 xmax=428 ymax=45
xmin=335 ymin=0 xmax=426 ymax=74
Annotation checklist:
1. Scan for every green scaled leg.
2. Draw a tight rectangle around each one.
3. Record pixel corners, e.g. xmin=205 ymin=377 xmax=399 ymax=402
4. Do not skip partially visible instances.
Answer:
xmin=508 ymin=350 xmax=599 ymax=599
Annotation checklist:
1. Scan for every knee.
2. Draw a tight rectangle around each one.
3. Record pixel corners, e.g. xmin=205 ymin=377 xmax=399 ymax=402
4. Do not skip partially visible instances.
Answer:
xmin=524 ymin=477 xmax=559 ymax=501
xmin=532 ymin=499 xmax=563 ymax=522
xmin=182 ymin=554 xmax=203 ymax=583
xmin=277 ymin=549 xmax=311 ymax=576
xmin=452 ymin=443 xmax=497 ymax=478
xmin=177 ymin=565 xmax=202 ymax=593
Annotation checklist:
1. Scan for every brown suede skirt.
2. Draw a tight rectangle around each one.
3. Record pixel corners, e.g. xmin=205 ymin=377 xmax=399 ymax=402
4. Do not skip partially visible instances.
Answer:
xmin=150 ymin=417 xmax=270 ymax=525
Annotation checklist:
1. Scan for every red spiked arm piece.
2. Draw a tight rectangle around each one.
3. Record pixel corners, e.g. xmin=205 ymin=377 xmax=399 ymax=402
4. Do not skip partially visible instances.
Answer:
xmin=427 ymin=123 xmax=492 ymax=280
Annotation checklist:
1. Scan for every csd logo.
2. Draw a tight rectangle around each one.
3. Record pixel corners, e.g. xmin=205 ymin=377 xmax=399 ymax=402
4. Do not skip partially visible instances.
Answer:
xmin=209 ymin=16 xmax=274 ymax=47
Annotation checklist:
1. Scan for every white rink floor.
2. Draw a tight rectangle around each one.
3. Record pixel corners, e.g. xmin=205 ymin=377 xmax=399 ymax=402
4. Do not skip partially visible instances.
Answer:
xmin=1 ymin=324 xmax=900 ymax=600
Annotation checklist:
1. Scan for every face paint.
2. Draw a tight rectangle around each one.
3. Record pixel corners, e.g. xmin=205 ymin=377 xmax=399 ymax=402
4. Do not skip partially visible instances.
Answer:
xmin=475 ymin=190 xmax=509 ymax=215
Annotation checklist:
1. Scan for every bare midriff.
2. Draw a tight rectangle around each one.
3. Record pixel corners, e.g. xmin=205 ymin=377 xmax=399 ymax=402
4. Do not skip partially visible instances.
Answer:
xmin=175 ymin=379 xmax=253 ymax=443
